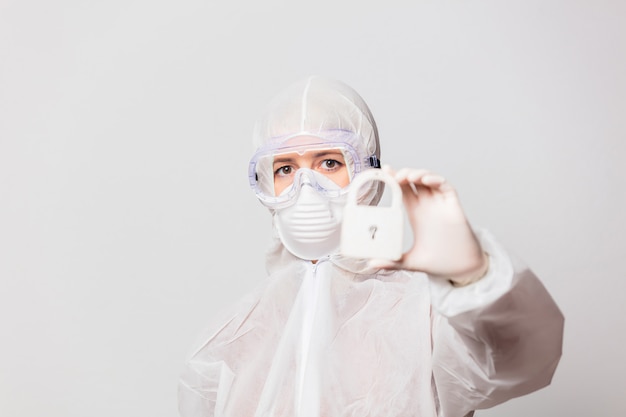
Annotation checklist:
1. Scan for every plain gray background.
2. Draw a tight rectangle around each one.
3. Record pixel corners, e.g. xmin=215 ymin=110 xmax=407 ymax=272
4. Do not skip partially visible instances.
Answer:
xmin=1 ymin=1 xmax=624 ymax=416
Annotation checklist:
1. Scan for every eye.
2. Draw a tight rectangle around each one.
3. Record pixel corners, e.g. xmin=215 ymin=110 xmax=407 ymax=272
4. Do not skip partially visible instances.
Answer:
xmin=274 ymin=165 xmax=293 ymax=177
xmin=322 ymin=159 xmax=342 ymax=170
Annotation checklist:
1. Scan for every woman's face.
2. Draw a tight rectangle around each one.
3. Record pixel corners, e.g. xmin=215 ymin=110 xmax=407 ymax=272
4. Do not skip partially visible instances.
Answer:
xmin=272 ymin=137 xmax=350 ymax=196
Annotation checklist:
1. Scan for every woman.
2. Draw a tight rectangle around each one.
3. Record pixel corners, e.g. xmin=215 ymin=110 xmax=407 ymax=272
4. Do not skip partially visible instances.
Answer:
xmin=178 ymin=76 xmax=564 ymax=417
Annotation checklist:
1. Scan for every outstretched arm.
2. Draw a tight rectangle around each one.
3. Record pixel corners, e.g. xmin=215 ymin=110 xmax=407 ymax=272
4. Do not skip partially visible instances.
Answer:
xmin=371 ymin=166 xmax=564 ymax=416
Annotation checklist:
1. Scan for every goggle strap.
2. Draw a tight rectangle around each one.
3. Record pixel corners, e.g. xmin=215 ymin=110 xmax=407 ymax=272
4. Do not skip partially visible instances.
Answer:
xmin=368 ymin=155 xmax=381 ymax=169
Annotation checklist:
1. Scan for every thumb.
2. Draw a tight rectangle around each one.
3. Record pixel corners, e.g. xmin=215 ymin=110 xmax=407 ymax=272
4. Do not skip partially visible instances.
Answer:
xmin=367 ymin=258 xmax=403 ymax=271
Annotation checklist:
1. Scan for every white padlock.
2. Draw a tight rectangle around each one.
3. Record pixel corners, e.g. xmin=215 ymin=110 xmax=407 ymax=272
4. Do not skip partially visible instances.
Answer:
xmin=340 ymin=169 xmax=404 ymax=260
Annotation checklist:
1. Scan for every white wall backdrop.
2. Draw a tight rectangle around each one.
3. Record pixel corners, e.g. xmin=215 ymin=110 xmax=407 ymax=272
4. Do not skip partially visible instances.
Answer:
xmin=1 ymin=1 xmax=624 ymax=416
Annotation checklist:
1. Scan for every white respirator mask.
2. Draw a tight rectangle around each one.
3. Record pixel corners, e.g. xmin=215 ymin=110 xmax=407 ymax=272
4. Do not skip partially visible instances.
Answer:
xmin=273 ymin=170 xmax=347 ymax=261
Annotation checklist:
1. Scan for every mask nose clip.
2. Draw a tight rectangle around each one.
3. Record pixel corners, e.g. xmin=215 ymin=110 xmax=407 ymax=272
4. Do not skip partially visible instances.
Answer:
xmin=293 ymin=168 xmax=316 ymax=188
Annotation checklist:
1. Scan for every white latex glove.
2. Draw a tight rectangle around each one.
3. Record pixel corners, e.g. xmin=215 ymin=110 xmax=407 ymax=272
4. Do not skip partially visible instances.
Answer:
xmin=370 ymin=166 xmax=489 ymax=286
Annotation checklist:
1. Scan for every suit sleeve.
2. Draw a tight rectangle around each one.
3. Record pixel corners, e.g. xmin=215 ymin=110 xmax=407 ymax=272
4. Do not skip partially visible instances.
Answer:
xmin=428 ymin=229 xmax=565 ymax=417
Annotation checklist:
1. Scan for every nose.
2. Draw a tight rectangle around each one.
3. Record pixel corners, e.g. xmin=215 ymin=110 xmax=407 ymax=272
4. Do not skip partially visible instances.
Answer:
xmin=294 ymin=168 xmax=316 ymax=187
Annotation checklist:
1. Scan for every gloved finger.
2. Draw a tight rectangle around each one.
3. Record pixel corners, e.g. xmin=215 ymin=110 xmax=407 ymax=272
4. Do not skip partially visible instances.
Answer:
xmin=381 ymin=165 xmax=422 ymax=198
xmin=399 ymin=169 xmax=448 ymax=194
xmin=420 ymin=174 xmax=446 ymax=187
xmin=392 ymin=168 xmax=430 ymax=198
xmin=401 ymin=169 xmax=455 ymax=195
xmin=405 ymin=170 xmax=449 ymax=191
xmin=394 ymin=168 xmax=432 ymax=185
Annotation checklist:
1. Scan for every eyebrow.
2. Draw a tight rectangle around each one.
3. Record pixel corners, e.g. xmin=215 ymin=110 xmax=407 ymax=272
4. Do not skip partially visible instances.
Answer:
xmin=273 ymin=150 xmax=345 ymax=165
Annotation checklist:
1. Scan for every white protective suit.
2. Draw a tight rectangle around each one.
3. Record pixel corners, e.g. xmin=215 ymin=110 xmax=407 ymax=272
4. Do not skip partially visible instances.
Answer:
xmin=178 ymin=76 xmax=564 ymax=417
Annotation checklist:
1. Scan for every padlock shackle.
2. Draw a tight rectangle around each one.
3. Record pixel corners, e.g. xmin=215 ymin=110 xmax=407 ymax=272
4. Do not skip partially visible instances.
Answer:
xmin=345 ymin=169 xmax=403 ymax=208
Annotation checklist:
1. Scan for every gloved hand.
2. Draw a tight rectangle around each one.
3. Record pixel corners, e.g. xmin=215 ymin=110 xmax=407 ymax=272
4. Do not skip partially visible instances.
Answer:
xmin=369 ymin=166 xmax=489 ymax=287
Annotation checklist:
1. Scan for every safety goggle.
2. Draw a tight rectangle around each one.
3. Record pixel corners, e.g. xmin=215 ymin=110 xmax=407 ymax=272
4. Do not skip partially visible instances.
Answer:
xmin=248 ymin=132 xmax=380 ymax=209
